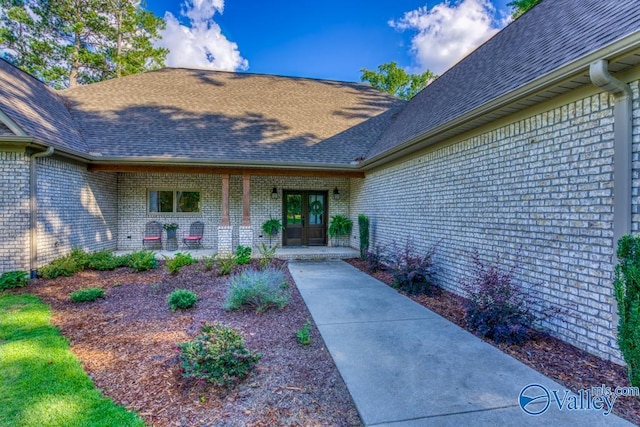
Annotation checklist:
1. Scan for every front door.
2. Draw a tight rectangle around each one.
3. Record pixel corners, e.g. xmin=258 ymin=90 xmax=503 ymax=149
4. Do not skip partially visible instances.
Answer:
xmin=283 ymin=191 xmax=327 ymax=246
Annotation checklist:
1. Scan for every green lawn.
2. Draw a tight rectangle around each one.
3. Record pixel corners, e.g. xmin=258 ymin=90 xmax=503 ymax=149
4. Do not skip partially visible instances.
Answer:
xmin=0 ymin=293 xmax=144 ymax=427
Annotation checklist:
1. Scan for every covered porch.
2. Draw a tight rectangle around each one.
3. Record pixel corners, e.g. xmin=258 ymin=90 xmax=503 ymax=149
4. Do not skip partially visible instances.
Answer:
xmin=89 ymin=164 xmax=363 ymax=255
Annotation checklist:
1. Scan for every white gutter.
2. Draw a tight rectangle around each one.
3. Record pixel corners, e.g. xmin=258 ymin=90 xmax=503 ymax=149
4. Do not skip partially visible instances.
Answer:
xmin=589 ymin=59 xmax=633 ymax=257
xmin=29 ymin=146 xmax=54 ymax=278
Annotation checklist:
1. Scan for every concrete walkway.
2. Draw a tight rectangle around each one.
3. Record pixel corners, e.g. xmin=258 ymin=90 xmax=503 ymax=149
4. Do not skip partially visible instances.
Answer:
xmin=288 ymin=260 xmax=633 ymax=426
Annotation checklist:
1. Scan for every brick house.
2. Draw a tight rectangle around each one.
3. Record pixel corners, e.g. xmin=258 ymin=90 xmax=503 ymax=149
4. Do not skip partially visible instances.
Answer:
xmin=1 ymin=0 xmax=639 ymax=362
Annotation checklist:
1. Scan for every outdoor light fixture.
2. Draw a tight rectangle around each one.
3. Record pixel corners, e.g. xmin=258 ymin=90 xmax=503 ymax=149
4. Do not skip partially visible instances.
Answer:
xmin=333 ymin=187 xmax=340 ymax=201
xmin=271 ymin=187 xmax=278 ymax=199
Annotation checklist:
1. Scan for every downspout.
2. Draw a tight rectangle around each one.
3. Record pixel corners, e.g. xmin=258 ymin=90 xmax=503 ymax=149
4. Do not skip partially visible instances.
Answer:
xmin=589 ymin=59 xmax=632 ymax=257
xmin=29 ymin=146 xmax=54 ymax=279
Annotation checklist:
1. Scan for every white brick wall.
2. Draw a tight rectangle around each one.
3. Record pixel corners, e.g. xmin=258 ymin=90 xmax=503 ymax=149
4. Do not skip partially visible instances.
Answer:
xmin=0 ymin=151 xmax=30 ymax=272
xmin=351 ymin=82 xmax=640 ymax=363
xmin=117 ymin=173 xmax=351 ymax=252
xmin=118 ymin=172 xmax=221 ymax=250
xmin=37 ymin=157 xmax=117 ymax=266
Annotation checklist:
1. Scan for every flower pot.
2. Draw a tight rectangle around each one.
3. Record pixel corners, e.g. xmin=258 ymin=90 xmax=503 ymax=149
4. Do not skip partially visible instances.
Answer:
xmin=167 ymin=229 xmax=177 ymax=239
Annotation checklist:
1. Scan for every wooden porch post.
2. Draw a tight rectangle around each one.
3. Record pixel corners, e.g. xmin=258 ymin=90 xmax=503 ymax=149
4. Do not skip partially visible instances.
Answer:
xmin=242 ymin=173 xmax=251 ymax=226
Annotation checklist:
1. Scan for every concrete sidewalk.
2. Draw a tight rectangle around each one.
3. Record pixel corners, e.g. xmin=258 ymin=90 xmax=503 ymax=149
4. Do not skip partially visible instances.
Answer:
xmin=288 ymin=260 xmax=633 ymax=426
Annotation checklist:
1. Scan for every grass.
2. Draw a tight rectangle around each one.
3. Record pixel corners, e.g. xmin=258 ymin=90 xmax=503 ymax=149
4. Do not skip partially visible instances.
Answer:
xmin=0 ymin=293 xmax=144 ymax=427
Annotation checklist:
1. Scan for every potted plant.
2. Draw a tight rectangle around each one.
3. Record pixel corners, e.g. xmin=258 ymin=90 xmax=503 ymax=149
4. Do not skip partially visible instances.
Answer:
xmin=262 ymin=218 xmax=283 ymax=245
xmin=328 ymin=215 xmax=353 ymax=247
xmin=163 ymin=222 xmax=179 ymax=239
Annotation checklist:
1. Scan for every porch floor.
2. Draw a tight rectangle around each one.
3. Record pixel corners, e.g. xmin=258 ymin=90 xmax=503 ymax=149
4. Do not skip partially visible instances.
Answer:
xmin=114 ymin=246 xmax=358 ymax=260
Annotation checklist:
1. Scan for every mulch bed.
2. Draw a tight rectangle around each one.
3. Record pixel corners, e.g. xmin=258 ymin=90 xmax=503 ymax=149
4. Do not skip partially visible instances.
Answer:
xmin=345 ymin=258 xmax=640 ymax=425
xmin=17 ymin=260 xmax=361 ymax=426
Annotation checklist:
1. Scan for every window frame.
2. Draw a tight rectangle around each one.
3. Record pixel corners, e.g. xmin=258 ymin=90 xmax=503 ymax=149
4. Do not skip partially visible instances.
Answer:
xmin=147 ymin=189 xmax=202 ymax=214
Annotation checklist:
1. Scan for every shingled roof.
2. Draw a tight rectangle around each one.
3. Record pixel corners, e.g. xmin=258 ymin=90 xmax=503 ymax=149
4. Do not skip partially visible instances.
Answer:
xmin=0 ymin=59 xmax=87 ymax=153
xmin=60 ymin=69 xmax=403 ymax=165
xmin=367 ymin=0 xmax=640 ymax=160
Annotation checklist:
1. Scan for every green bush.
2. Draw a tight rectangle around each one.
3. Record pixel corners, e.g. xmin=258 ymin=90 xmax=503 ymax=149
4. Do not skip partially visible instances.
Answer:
xmin=39 ymin=255 xmax=82 ymax=279
xmin=296 ymin=320 xmax=312 ymax=345
xmin=179 ymin=322 xmax=262 ymax=386
xmin=86 ymin=250 xmax=129 ymax=271
xmin=165 ymin=252 xmax=197 ymax=274
xmin=257 ymin=242 xmax=278 ymax=270
xmin=127 ymin=250 xmax=158 ymax=272
xmin=224 ymin=268 xmax=289 ymax=313
xmin=217 ymin=254 xmax=237 ymax=276
xmin=358 ymin=214 xmax=370 ymax=259
xmin=200 ymin=254 xmax=217 ymax=271
xmin=70 ymin=287 xmax=105 ymax=303
xmin=614 ymin=235 xmax=640 ymax=387
xmin=167 ymin=289 xmax=198 ymax=311
xmin=0 ymin=271 xmax=28 ymax=290
xmin=235 ymin=245 xmax=252 ymax=265
xmin=68 ymin=248 xmax=91 ymax=269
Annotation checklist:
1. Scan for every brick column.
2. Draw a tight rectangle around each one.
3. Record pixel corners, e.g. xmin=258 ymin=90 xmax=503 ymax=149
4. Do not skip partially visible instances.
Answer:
xmin=218 ymin=174 xmax=232 ymax=255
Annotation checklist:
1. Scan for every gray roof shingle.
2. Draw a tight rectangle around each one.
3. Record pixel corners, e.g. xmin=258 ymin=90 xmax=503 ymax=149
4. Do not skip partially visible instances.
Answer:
xmin=0 ymin=59 xmax=87 ymax=152
xmin=367 ymin=0 xmax=640 ymax=159
xmin=60 ymin=69 xmax=404 ymax=165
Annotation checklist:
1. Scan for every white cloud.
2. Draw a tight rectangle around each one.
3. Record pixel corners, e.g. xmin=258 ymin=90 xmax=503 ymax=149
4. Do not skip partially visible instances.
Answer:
xmin=157 ymin=0 xmax=248 ymax=71
xmin=390 ymin=0 xmax=504 ymax=75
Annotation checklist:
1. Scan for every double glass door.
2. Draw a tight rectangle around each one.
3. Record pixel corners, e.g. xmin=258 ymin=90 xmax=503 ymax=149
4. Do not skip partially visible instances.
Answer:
xmin=283 ymin=191 xmax=327 ymax=246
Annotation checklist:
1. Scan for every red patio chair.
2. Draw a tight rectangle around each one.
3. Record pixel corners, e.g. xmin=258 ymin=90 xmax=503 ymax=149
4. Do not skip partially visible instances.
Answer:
xmin=183 ymin=221 xmax=204 ymax=249
xmin=142 ymin=221 xmax=163 ymax=249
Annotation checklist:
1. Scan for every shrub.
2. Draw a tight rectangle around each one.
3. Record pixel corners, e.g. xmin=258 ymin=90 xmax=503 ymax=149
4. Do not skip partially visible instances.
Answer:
xmin=179 ymin=322 xmax=262 ymax=386
xmin=235 ymin=245 xmax=252 ymax=265
xmin=224 ymin=268 xmax=289 ymax=313
xmin=257 ymin=242 xmax=278 ymax=270
xmin=167 ymin=289 xmax=198 ymax=311
xmin=462 ymin=251 xmax=535 ymax=344
xmin=217 ymin=254 xmax=237 ymax=276
xmin=296 ymin=320 xmax=313 ymax=346
xmin=200 ymin=255 xmax=217 ymax=271
xmin=127 ymin=250 xmax=158 ymax=272
xmin=365 ymin=244 xmax=387 ymax=273
xmin=614 ymin=235 xmax=640 ymax=387
xmin=70 ymin=287 xmax=105 ymax=303
xmin=388 ymin=242 xmax=436 ymax=295
xmin=358 ymin=214 xmax=370 ymax=258
xmin=0 ymin=271 xmax=28 ymax=290
xmin=86 ymin=250 xmax=129 ymax=271
xmin=165 ymin=252 xmax=197 ymax=274
xmin=39 ymin=255 xmax=82 ymax=279
xmin=68 ymin=248 xmax=90 ymax=270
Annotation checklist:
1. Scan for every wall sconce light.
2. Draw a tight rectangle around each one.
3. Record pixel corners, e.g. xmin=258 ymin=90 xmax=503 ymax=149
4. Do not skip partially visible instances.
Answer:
xmin=333 ymin=187 xmax=340 ymax=201
xmin=271 ymin=187 xmax=279 ymax=200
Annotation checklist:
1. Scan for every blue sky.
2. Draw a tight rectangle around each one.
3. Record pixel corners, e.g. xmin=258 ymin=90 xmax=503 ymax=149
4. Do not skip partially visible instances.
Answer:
xmin=146 ymin=0 xmax=514 ymax=82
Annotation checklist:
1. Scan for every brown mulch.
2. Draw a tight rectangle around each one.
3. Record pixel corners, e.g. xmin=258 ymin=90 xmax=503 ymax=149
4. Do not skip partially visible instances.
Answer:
xmin=17 ymin=260 xmax=361 ymax=427
xmin=345 ymin=258 xmax=640 ymax=425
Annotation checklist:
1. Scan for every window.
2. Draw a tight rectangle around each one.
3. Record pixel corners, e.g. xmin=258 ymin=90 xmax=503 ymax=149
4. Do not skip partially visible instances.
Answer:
xmin=148 ymin=190 xmax=200 ymax=213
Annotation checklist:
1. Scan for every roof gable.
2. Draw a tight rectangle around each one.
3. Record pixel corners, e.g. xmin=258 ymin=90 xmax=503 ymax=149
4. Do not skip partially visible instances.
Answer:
xmin=0 ymin=59 xmax=87 ymax=152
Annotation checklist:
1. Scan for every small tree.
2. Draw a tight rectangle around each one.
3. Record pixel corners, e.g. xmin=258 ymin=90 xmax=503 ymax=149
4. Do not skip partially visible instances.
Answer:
xmin=614 ymin=235 xmax=640 ymax=387
xmin=358 ymin=214 xmax=370 ymax=258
